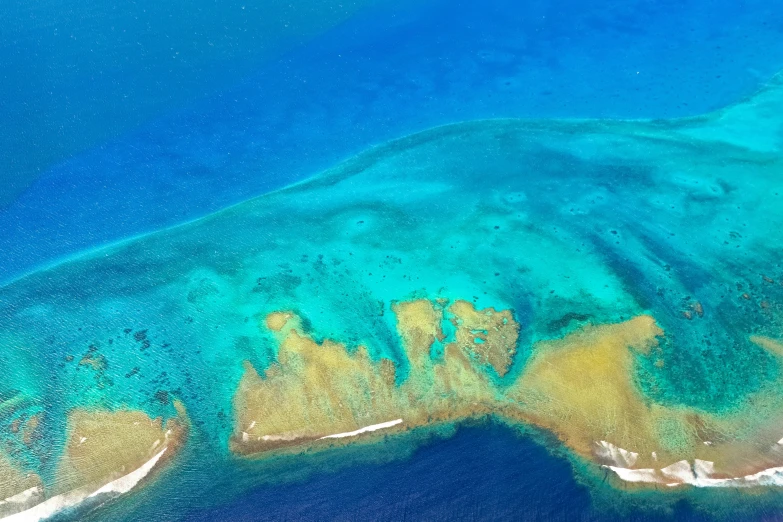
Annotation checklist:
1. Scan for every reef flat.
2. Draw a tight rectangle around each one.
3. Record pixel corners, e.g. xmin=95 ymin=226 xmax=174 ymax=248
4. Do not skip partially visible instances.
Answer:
xmin=234 ymin=307 xmax=783 ymax=489
xmin=1 ymin=72 xmax=783 ymax=518
xmin=0 ymin=403 xmax=186 ymax=520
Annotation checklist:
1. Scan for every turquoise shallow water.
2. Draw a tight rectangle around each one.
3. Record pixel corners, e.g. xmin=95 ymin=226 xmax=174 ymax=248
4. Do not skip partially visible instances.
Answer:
xmin=2 ymin=74 xmax=783 ymax=518
xmin=3 ymin=1 xmax=783 ymax=520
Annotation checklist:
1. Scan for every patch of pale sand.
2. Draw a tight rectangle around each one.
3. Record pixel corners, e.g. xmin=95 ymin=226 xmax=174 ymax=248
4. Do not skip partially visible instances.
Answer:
xmin=751 ymin=335 xmax=783 ymax=357
xmin=595 ymin=440 xmax=639 ymax=468
xmin=605 ymin=458 xmax=783 ymax=488
xmin=318 ymin=419 xmax=403 ymax=439
xmin=265 ymin=311 xmax=294 ymax=332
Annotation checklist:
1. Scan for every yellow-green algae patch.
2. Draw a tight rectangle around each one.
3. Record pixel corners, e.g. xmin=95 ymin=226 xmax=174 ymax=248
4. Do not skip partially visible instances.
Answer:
xmin=0 ymin=402 xmax=188 ymax=520
xmin=231 ymin=299 xmax=505 ymax=455
xmin=232 ymin=299 xmax=783 ymax=491
xmin=0 ymin=398 xmax=44 ymax=518
xmin=447 ymin=300 xmax=519 ymax=377
xmin=54 ymin=402 xmax=188 ymax=495
xmin=505 ymin=316 xmax=668 ymax=463
xmin=750 ymin=336 xmax=783 ymax=357
xmin=0 ymin=454 xmax=43 ymax=518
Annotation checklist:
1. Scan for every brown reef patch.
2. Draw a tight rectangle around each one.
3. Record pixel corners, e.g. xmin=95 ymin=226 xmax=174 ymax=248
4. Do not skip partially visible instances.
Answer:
xmin=447 ymin=300 xmax=519 ymax=377
xmin=54 ymin=401 xmax=189 ymax=495
xmin=230 ymin=300 xmax=783 ymax=490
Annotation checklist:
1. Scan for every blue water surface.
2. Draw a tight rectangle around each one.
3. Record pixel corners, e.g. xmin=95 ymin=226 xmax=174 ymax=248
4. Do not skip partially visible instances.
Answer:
xmin=2 ymin=0 xmax=783 ymax=282
xmin=177 ymin=423 xmax=710 ymax=522
xmin=5 ymin=1 xmax=783 ymax=521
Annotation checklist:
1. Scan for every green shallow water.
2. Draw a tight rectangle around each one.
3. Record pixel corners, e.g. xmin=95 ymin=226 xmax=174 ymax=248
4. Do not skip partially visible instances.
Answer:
xmin=1 ymin=72 xmax=783 ymax=519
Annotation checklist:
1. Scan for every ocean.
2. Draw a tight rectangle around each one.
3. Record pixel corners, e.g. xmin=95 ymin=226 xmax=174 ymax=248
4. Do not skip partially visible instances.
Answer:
xmin=3 ymin=0 xmax=783 ymax=283
xmin=3 ymin=1 xmax=783 ymax=521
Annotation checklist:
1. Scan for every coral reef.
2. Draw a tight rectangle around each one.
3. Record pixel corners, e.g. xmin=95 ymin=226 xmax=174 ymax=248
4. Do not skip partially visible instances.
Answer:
xmin=233 ymin=303 xmax=783 ymax=490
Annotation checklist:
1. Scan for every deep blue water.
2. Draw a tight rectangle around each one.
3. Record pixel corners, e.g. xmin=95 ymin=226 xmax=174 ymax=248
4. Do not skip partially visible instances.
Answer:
xmin=184 ymin=424 xmax=596 ymax=521
xmin=2 ymin=0 xmax=783 ymax=283
xmin=177 ymin=424 xmax=710 ymax=522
